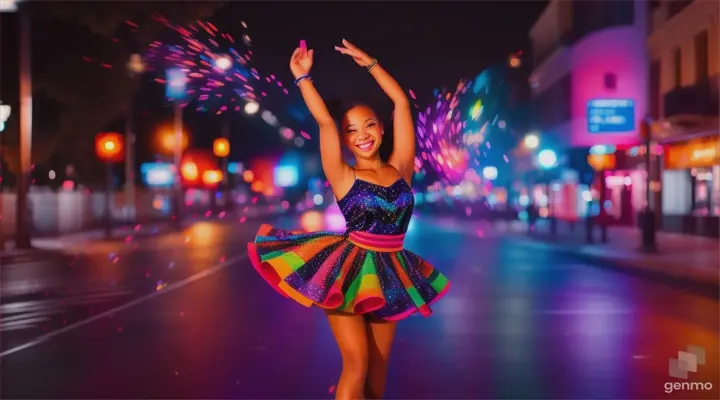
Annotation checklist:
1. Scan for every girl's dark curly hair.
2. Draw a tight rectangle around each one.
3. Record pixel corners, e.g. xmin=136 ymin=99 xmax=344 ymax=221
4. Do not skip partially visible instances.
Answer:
xmin=324 ymin=98 xmax=393 ymax=162
xmin=325 ymin=98 xmax=377 ymax=126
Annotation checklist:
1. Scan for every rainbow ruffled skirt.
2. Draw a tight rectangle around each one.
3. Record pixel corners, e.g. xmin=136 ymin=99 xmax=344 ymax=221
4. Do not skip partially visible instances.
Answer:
xmin=247 ymin=224 xmax=450 ymax=321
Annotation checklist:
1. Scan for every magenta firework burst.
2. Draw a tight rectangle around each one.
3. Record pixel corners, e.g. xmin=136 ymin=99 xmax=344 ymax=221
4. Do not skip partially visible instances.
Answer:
xmin=413 ymin=67 xmax=510 ymax=185
xmin=143 ymin=19 xmax=291 ymax=116
xmin=415 ymin=81 xmax=472 ymax=185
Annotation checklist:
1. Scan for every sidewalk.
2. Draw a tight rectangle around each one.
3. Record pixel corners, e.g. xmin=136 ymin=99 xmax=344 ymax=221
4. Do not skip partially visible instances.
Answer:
xmin=0 ymin=204 xmax=287 ymax=301
xmin=514 ymin=219 xmax=720 ymax=288
xmin=1 ymin=203 xmax=283 ymax=256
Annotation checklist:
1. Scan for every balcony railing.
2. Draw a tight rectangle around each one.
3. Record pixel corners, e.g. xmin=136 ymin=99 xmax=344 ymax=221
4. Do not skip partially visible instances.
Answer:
xmin=664 ymin=75 xmax=720 ymax=118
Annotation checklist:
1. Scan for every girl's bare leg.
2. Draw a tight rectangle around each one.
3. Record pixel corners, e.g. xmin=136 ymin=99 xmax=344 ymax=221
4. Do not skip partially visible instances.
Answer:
xmin=326 ymin=310 xmax=369 ymax=400
xmin=364 ymin=318 xmax=397 ymax=399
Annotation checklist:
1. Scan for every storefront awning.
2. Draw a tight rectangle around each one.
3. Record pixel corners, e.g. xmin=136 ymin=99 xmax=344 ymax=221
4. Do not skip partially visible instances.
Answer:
xmin=654 ymin=115 xmax=719 ymax=144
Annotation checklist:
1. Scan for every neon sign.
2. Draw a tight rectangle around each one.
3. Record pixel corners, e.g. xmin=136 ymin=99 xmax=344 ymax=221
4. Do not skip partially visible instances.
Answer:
xmin=587 ymin=99 xmax=635 ymax=133
xmin=141 ymin=162 xmax=175 ymax=187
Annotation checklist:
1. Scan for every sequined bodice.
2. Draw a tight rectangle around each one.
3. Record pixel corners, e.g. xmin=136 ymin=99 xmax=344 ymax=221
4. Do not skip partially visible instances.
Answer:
xmin=336 ymin=178 xmax=414 ymax=235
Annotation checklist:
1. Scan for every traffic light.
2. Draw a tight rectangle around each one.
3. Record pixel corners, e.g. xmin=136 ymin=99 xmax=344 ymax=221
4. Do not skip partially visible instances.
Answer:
xmin=95 ymin=132 xmax=124 ymax=163
xmin=213 ymin=138 xmax=230 ymax=157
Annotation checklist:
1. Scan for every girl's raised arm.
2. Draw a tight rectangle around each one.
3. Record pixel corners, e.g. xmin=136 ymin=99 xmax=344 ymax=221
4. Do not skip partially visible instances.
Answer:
xmin=290 ymin=45 xmax=353 ymax=196
xmin=335 ymin=40 xmax=415 ymax=183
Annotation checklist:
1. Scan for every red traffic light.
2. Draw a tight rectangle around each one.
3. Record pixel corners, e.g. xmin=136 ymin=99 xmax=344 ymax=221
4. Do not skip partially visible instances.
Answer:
xmin=95 ymin=132 xmax=124 ymax=163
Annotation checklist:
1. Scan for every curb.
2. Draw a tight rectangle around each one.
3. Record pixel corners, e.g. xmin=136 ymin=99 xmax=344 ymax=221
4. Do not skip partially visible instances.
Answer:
xmin=514 ymin=237 xmax=720 ymax=295
xmin=0 ymin=208 xmax=282 ymax=256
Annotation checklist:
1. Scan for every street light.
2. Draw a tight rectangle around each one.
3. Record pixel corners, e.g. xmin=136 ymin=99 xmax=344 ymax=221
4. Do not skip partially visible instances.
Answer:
xmin=244 ymin=101 xmax=259 ymax=115
xmin=523 ymin=133 xmax=540 ymax=150
xmin=212 ymin=137 xmax=230 ymax=211
xmin=213 ymin=138 xmax=230 ymax=158
xmin=587 ymin=150 xmax=614 ymax=244
xmin=536 ymin=149 xmax=558 ymax=236
xmin=202 ymin=170 xmax=223 ymax=186
xmin=127 ymin=54 xmax=144 ymax=74
xmin=482 ymin=166 xmax=498 ymax=181
xmin=180 ymin=160 xmax=199 ymax=181
xmin=95 ymin=132 xmax=124 ymax=239
xmin=508 ymin=53 xmax=522 ymax=68
xmin=156 ymin=126 xmax=189 ymax=154
xmin=537 ymin=149 xmax=558 ymax=169
xmin=214 ymin=55 xmax=232 ymax=71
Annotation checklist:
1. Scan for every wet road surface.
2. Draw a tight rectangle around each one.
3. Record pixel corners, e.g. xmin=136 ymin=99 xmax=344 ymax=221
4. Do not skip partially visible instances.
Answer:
xmin=2 ymin=215 xmax=718 ymax=399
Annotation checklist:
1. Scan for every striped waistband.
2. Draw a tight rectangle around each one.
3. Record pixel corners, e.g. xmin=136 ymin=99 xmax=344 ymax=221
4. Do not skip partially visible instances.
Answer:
xmin=348 ymin=231 xmax=405 ymax=252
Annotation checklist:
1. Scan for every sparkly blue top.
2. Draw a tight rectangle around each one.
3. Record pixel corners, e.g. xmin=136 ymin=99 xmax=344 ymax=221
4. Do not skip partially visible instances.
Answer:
xmin=336 ymin=178 xmax=414 ymax=235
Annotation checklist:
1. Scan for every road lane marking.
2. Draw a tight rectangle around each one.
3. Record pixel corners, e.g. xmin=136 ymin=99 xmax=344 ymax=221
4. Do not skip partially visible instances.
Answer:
xmin=1 ymin=290 xmax=135 ymax=315
xmin=0 ymin=252 xmax=249 ymax=358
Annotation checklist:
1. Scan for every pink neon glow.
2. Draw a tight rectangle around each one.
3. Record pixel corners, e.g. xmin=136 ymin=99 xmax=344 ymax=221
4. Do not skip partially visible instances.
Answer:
xmin=569 ymin=26 xmax=648 ymax=147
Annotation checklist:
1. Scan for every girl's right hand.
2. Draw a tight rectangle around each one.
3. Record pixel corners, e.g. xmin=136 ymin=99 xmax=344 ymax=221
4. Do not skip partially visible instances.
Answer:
xmin=290 ymin=46 xmax=314 ymax=79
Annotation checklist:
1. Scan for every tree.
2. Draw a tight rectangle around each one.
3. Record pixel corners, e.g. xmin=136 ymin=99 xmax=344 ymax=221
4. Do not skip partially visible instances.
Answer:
xmin=1 ymin=2 xmax=224 ymax=183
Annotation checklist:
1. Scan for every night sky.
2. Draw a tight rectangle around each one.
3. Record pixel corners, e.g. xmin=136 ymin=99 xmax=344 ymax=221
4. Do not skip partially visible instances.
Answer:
xmin=1 ymin=1 xmax=547 ymax=178
xmin=228 ymin=1 xmax=546 ymax=101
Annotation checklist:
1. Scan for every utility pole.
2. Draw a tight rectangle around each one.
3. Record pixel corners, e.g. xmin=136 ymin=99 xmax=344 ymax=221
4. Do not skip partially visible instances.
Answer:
xmin=640 ymin=116 xmax=657 ymax=252
xmin=124 ymin=54 xmax=144 ymax=223
xmin=221 ymin=113 xmax=231 ymax=211
xmin=15 ymin=3 xmax=32 ymax=249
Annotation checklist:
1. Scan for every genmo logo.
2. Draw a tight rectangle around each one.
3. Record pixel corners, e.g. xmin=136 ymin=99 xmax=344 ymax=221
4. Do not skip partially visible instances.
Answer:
xmin=664 ymin=381 xmax=713 ymax=394
xmin=664 ymin=345 xmax=713 ymax=394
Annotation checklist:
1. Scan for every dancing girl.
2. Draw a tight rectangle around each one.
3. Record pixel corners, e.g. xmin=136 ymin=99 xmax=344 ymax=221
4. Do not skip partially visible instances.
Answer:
xmin=248 ymin=39 xmax=450 ymax=400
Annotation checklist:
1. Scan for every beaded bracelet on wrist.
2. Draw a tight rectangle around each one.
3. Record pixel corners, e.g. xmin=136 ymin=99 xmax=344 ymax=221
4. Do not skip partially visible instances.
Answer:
xmin=294 ymin=74 xmax=312 ymax=86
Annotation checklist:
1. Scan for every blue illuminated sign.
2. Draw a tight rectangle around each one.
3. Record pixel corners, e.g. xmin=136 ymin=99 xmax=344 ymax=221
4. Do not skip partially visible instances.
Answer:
xmin=228 ymin=162 xmax=244 ymax=174
xmin=165 ymin=68 xmax=187 ymax=100
xmin=141 ymin=162 xmax=175 ymax=187
xmin=587 ymin=99 xmax=635 ymax=133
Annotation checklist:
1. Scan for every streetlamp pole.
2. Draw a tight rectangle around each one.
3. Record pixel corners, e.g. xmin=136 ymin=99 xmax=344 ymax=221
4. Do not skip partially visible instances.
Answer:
xmin=124 ymin=54 xmax=143 ymax=223
xmin=640 ymin=116 xmax=657 ymax=251
xmin=15 ymin=2 xmax=32 ymax=248
xmin=213 ymin=55 xmax=233 ymax=212
xmin=166 ymin=68 xmax=186 ymax=228
xmin=104 ymin=161 xmax=113 ymax=238
xmin=221 ymin=113 xmax=230 ymax=211
xmin=124 ymin=91 xmax=134 ymax=222
xmin=95 ymin=133 xmax=124 ymax=240
xmin=173 ymin=101 xmax=183 ymax=226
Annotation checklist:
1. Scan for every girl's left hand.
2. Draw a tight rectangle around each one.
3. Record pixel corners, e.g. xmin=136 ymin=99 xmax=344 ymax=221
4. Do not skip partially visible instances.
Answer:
xmin=334 ymin=39 xmax=374 ymax=67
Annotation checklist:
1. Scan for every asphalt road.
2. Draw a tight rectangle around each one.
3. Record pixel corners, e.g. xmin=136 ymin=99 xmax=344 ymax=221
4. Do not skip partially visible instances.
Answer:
xmin=1 ymin=214 xmax=718 ymax=399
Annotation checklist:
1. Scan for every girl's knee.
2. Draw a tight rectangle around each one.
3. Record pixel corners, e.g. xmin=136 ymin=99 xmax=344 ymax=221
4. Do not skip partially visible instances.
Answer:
xmin=341 ymin=350 xmax=369 ymax=376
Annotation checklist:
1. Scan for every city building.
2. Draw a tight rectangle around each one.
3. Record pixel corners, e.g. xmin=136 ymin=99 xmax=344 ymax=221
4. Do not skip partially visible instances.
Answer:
xmin=523 ymin=0 xmax=651 ymax=226
xmin=648 ymin=0 xmax=719 ymax=236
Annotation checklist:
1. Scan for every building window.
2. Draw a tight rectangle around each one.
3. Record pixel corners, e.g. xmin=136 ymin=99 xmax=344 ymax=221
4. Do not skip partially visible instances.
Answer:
xmin=604 ymin=0 xmax=634 ymax=26
xmin=673 ymin=48 xmax=682 ymax=87
xmin=533 ymin=74 xmax=572 ymax=131
xmin=570 ymin=0 xmax=634 ymax=45
xmin=604 ymin=73 xmax=617 ymax=90
xmin=694 ymin=30 xmax=708 ymax=81
xmin=650 ymin=61 xmax=661 ymax=118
